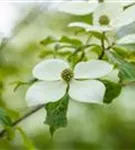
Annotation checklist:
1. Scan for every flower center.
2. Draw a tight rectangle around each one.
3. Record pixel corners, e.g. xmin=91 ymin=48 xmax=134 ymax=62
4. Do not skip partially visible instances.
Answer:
xmin=99 ymin=15 xmax=110 ymax=25
xmin=98 ymin=0 xmax=104 ymax=3
xmin=61 ymin=68 xmax=74 ymax=82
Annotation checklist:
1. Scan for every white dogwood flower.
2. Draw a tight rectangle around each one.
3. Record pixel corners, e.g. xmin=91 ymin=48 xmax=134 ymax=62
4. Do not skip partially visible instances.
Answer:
xmin=58 ymin=0 xmax=133 ymax=15
xmin=68 ymin=2 xmax=135 ymax=32
xmin=58 ymin=1 xmax=98 ymax=16
xmin=26 ymin=59 xmax=113 ymax=106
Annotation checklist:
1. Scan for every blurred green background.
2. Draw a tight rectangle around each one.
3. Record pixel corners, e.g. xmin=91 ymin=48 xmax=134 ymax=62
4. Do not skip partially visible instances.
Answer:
xmin=0 ymin=2 xmax=135 ymax=150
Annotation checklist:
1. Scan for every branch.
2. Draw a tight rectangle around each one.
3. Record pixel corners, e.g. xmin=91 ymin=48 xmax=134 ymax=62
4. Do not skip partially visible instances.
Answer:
xmin=0 ymin=104 xmax=44 ymax=138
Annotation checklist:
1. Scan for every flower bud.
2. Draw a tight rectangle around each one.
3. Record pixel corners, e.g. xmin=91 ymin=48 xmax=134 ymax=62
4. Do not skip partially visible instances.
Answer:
xmin=61 ymin=68 xmax=74 ymax=82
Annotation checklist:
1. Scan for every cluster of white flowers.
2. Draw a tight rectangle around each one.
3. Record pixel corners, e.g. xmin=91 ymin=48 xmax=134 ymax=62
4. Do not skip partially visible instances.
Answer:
xmin=26 ymin=1 xmax=135 ymax=106
xmin=58 ymin=0 xmax=135 ymax=43
xmin=26 ymin=59 xmax=113 ymax=106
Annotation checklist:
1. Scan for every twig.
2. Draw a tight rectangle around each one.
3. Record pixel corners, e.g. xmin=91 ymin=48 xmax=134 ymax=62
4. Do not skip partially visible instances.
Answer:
xmin=0 ymin=104 xmax=44 ymax=138
xmin=124 ymin=2 xmax=135 ymax=10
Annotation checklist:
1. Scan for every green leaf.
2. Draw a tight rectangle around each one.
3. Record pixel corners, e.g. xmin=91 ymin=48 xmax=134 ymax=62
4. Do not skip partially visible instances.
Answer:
xmin=40 ymin=35 xmax=82 ymax=47
xmin=45 ymin=94 xmax=69 ymax=136
xmin=5 ymin=108 xmax=19 ymax=121
xmin=59 ymin=36 xmax=82 ymax=47
xmin=119 ymin=63 xmax=135 ymax=84
xmin=0 ymin=108 xmax=12 ymax=126
xmin=90 ymin=31 xmax=108 ymax=42
xmin=39 ymin=50 xmax=53 ymax=58
xmin=112 ymin=46 xmax=129 ymax=56
xmin=40 ymin=36 xmax=57 ymax=46
xmin=90 ymin=31 xmax=103 ymax=40
xmin=102 ymin=80 xmax=122 ymax=104
xmin=106 ymin=50 xmax=135 ymax=84
xmin=16 ymin=127 xmax=35 ymax=150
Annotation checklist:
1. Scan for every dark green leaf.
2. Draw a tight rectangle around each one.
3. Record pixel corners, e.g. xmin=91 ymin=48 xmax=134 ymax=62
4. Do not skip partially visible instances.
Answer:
xmin=119 ymin=63 xmax=135 ymax=84
xmin=16 ymin=127 xmax=35 ymax=149
xmin=59 ymin=36 xmax=82 ymax=47
xmin=40 ymin=36 xmax=57 ymax=46
xmin=106 ymin=50 xmax=135 ymax=84
xmin=45 ymin=94 xmax=69 ymax=136
xmin=102 ymin=80 xmax=122 ymax=104
xmin=0 ymin=108 xmax=12 ymax=126
xmin=40 ymin=36 xmax=82 ymax=49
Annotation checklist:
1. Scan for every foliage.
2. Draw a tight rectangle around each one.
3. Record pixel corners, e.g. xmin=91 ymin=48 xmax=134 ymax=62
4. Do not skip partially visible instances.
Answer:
xmin=106 ymin=51 xmax=135 ymax=84
xmin=102 ymin=80 xmax=122 ymax=104
xmin=1 ymin=2 xmax=135 ymax=149
xmin=45 ymin=94 xmax=69 ymax=137
xmin=0 ymin=108 xmax=12 ymax=127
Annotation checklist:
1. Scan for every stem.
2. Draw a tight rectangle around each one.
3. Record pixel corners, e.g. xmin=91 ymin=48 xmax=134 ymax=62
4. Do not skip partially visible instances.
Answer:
xmin=85 ymin=34 xmax=92 ymax=45
xmin=67 ymin=47 xmax=81 ymax=61
xmin=0 ymin=104 xmax=44 ymax=138
xmin=77 ymin=51 xmax=85 ymax=63
xmin=68 ymin=44 xmax=100 ymax=60
xmin=99 ymin=32 xmax=105 ymax=59
xmin=124 ymin=2 xmax=135 ymax=10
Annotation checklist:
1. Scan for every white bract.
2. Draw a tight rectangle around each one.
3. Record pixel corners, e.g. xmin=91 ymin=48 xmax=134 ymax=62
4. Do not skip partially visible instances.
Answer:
xmin=67 ymin=2 xmax=135 ymax=32
xmin=58 ymin=1 xmax=98 ymax=15
xmin=26 ymin=59 xmax=113 ymax=106
xmin=58 ymin=0 xmax=134 ymax=15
